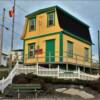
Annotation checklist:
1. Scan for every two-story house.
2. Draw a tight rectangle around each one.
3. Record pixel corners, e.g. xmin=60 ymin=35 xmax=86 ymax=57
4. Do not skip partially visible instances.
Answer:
xmin=21 ymin=6 xmax=93 ymax=71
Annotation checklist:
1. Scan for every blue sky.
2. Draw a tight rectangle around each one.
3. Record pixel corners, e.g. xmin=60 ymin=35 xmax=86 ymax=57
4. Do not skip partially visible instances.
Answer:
xmin=0 ymin=0 xmax=100 ymax=61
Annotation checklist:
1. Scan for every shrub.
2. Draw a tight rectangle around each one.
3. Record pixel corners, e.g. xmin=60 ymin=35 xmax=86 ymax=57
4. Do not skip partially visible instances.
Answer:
xmin=12 ymin=73 xmax=100 ymax=92
xmin=0 ymin=71 xmax=8 ymax=79
xmin=88 ymin=78 xmax=100 ymax=92
xmin=0 ymin=65 xmax=6 ymax=67
xmin=25 ymin=73 xmax=37 ymax=83
xmin=46 ymin=88 xmax=55 ymax=94
xmin=19 ymin=62 xmax=23 ymax=64
xmin=13 ymin=73 xmax=28 ymax=84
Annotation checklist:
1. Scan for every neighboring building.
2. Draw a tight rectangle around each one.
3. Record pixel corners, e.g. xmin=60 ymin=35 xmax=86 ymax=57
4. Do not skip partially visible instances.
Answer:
xmin=0 ymin=53 xmax=8 ymax=67
xmin=21 ymin=6 xmax=93 ymax=70
xmin=10 ymin=49 xmax=23 ymax=63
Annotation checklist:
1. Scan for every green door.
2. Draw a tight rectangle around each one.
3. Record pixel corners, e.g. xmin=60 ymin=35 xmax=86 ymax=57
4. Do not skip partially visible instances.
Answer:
xmin=46 ymin=39 xmax=55 ymax=62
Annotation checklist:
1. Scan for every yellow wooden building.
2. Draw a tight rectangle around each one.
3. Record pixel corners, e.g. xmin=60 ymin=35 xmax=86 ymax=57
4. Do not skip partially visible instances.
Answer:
xmin=21 ymin=6 xmax=93 ymax=71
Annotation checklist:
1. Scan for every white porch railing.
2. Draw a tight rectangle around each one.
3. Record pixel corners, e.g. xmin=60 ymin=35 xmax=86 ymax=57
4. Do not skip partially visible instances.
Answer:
xmin=0 ymin=62 xmax=99 ymax=93
xmin=0 ymin=61 xmax=18 ymax=93
xmin=17 ymin=63 xmax=99 ymax=81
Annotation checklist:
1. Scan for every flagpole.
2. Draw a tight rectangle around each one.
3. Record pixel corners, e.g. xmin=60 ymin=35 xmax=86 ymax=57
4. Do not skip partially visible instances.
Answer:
xmin=98 ymin=30 xmax=100 ymax=64
xmin=0 ymin=8 xmax=5 ymax=65
xmin=10 ymin=0 xmax=16 ymax=69
xmin=11 ymin=0 xmax=16 ymax=51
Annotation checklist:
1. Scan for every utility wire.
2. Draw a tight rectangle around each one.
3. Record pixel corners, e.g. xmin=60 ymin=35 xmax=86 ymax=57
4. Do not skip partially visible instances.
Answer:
xmin=16 ymin=4 xmax=28 ymax=14
xmin=2 ymin=4 xmax=28 ymax=15
xmin=0 ymin=14 xmax=24 ymax=30
xmin=0 ymin=23 xmax=9 ymax=31
xmin=0 ymin=23 xmax=21 ymax=36
xmin=4 ymin=18 xmax=24 ymax=32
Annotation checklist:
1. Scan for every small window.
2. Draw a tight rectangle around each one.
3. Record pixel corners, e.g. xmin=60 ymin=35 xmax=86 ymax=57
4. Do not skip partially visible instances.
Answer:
xmin=84 ymin=48 xmax=89 ymax=62
xmin=28 ymin=43 xmax=35 ymax=58
xmin=67 ymin=41 xmax=73 ymax=57
xmin=29 ymin=17 xmax=36 ymax=32
xmin=47 ymin=12 xmax=55 ymax=26
xmin=3 ymin=56 xmax=6 ymax=60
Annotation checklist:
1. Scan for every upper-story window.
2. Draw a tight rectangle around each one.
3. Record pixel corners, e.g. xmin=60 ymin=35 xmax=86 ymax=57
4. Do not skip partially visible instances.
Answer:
xmin=47 ymin=12 xmax=55 ymax=27
xmin=29 ymin=17 xmax=36 ymax=32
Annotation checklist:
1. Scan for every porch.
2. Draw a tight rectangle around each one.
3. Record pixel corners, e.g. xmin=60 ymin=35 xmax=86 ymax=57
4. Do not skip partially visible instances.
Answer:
xmin=24 ymin=51 xmax=100 ymax=74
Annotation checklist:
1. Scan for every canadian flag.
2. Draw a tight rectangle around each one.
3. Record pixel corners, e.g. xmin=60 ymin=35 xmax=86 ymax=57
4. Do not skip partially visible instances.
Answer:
xmin=9 ymin=0 xmax=14 ymax=17
xmin=9 ymin=6 xmax=14 ymax=17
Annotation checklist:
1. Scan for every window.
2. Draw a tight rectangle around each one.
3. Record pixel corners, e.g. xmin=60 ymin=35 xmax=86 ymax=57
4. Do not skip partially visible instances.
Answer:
xmin=84 ymin=48 xmax=89 ymax=62
xmin=67 ymin=41 xmax=73 ymax=57
xmin=3 ymin=56 xmax=6 ymax=60
xmin=29 ymin=17 xmax=36 ymax=32
xmin=28 ymin=43 xmax=35 ymax=58
xmin=47 ymin=12 xmax=55 ymax=26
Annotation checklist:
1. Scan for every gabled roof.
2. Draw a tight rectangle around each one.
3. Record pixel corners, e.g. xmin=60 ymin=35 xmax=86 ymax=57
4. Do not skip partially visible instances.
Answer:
xmin=26 ymin=6 xmax=89 ymax=27
xmin=56 ymin=6 xmax=92 ymax=44
xmin=24 ymin=6 xmax=92 ymax=44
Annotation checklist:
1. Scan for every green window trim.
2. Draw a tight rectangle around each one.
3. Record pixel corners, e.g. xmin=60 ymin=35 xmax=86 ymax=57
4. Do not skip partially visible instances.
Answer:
xmin=28 ymin=43 xmax=35 ymax=59
xmin=67 ymin=41 xmax=73 ymax=58
xmin=47 ymin=11 xmax=55 ymax=27
xmin=59 ymin=32 xmax=63 ymax=62
xmin=29 ymin=17 xmax=36 ymax=32
xmin=25 ymin=32 xmax=59 ymax=40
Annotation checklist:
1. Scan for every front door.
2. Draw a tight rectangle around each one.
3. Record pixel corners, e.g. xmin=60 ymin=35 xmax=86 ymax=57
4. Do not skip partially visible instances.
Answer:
xmin=46 ymin=39 xmax=55 ymax=62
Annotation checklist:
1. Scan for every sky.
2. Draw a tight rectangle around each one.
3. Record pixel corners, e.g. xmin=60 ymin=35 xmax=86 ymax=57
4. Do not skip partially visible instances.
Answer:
xmin=0 ymin=0 xmax=100 ymax=61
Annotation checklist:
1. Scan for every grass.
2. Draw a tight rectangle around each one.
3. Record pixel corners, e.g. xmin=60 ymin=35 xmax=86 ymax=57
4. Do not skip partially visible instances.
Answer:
xmin=0 ymin=71 xmax=8 ymax=80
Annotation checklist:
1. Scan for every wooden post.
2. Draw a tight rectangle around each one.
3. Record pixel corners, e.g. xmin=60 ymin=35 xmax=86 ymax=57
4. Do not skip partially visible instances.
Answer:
xmin=66 ymin=54 xmax=68 ymax=71
xmin=37 ymin=63 xmax=38 ymax=75
xmin=58 ymin=65 xmax=60 ymax=78
xmin=98 ymin=63 xmax=99 ymax=75
xmin=78 ymin=67 xmax=80 ymax=79
xmin=84 ymin=67 xmax=85 ymax=73
xmin=36 ymin=45 xmax=39 ymax=63
xmin=49 ymin=52 xmax=51 ymax=68
xmin=76 ymin=55 xmax=78 ymax=71
xmin=66 ymin=63 xmax=68 ymax=71
xmin=90 ymin=59 xmax=92 ymax=74
xmin=84 ymin=56 xmax=85 ymax=73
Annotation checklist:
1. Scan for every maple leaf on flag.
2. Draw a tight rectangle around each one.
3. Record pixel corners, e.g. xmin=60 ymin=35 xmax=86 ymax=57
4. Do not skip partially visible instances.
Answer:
xmin=9 ymin=0 xmax=14 ymax=17
xmin=9 ymin=6 xmax=14 ymax=17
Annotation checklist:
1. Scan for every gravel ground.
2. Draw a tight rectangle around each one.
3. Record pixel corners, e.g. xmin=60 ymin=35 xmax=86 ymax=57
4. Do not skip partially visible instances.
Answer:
xmin=1 ymin=84 xmax=100 ymax=100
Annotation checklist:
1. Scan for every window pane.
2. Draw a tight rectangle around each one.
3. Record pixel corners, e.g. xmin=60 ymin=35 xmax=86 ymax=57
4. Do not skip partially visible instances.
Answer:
xmin=29 ymin=18 xmax=36 ymax=31
xmin=67 ymin=41 xmax=73 ymax=57
xmin=48 ymin=12 xmax=54 ymax=26
xmin=28 ymin=44 xmax=35 ymax=58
